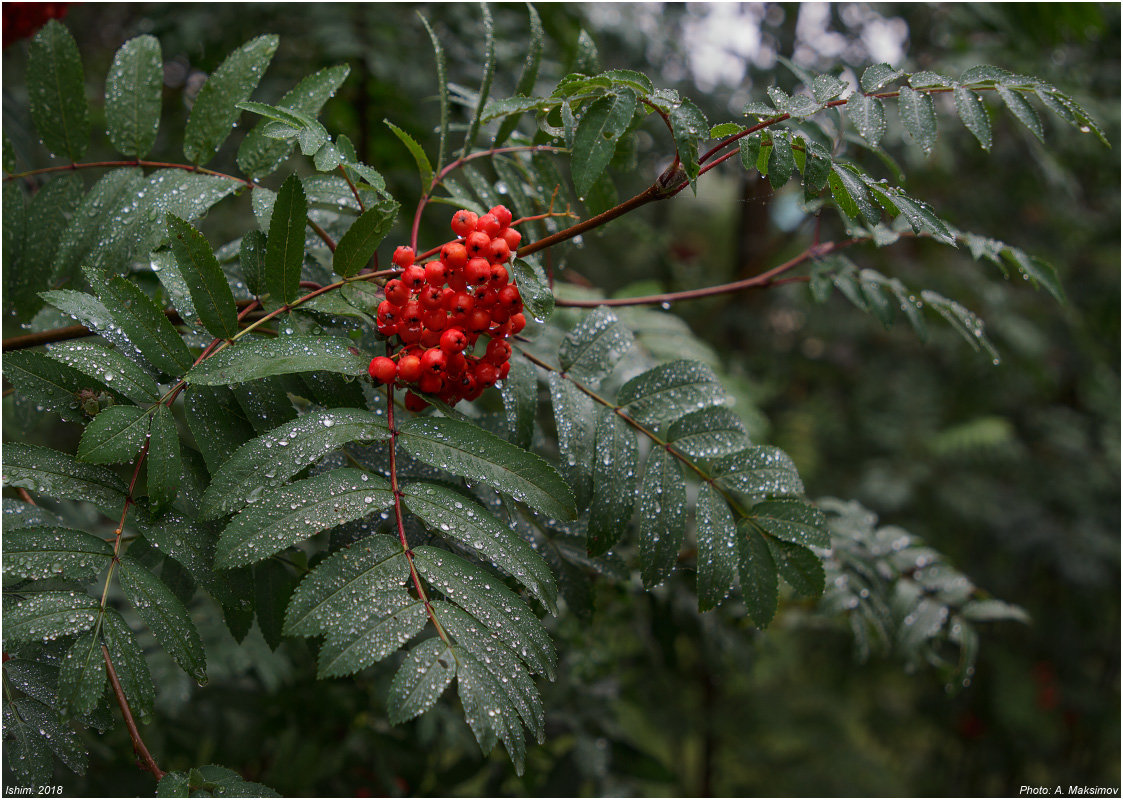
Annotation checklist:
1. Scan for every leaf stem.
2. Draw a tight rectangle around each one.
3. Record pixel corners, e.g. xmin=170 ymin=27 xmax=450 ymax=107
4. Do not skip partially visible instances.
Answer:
xmin=101 ymin=644 xmax=165 ymax=780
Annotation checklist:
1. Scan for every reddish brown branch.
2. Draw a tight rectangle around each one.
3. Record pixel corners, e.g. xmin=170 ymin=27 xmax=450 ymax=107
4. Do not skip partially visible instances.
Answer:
xmin=102 ymin=644 xmax=165 ymax=780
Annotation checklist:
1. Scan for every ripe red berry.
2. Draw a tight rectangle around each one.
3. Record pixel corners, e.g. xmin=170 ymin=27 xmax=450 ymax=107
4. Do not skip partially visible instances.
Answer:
xmin=488 ymin=237 xmax=511 ymax=264
xmin=401 ymin=265 xmax=426 ymax=291
xmin=418 ymin=373 xmax=443 ymax=394
xmin=423 ymin=308 xmax=448 ymax=331
xmin=498 ymin=285 xmax=521 ymax=309
xmin=418 ymin=285 xmax=445 ymax=309
xmin=440 ymin=327 xmax=468 ymax=353
xmin=445 ymin=291 xmax=474 ymax=315
xmin=385 ymin=279 xmax=411 ymax=306
xmin=397 ymin=355 xmax=423 ymax=382
xmin=377 ymin=300 xmax=400 ymax=325
xmin=490 ymin=306 xmax=511 ymax=324
xmin=368 ymin=356 xmax=398 ymax=384
xmin=421 ymin=347 xmax=448 ymax=374
xmin=467 ymin=309 xmax=492 ymax=332
xmin=404 ymin=391 xmax=429 ymax=412
xmin=475 ymin=361 xmax=499 ymax=386
xmin=446 ymin=351 xmax=468 ymax=377
xmin=420 ymin=328 xmax=442 ymax=349
xmin=424 ymin=261 xmax=447 ymax=286
xmin=475 ymin=288 xmax=498 ymax=309
xmin=401 ymin=301 xmax=423 ymax=326
xmin=441 ymin=242 xmax=468 ymax=270
xmin=399 ymin=324 xmax=423 ymax=344
xmin=465 ymin=257 xmax=491 ymax=287
xmin=489 ymin=205 xmax=513 ymax=228
xmin=392 ymin=246 xmax=415 ymax=268
xmin=451 ymin=209 xmax=478 ymax=237
xmin=485 ymin=338 xmax=511 ymax=365
xmin=465 ymin=231 xmax=491 ymax=258
xmin=498 ymin=361 xmax=510 ymax=380
xmin=509 ymin=313 xmax=526 ymax=335
xmin=477 ymin=213 xmax=502 ymax=238
xmin=489 ymin=265 xmax=509 ymax=288
xmin=502 ymin=227 xmax=522 ymax=251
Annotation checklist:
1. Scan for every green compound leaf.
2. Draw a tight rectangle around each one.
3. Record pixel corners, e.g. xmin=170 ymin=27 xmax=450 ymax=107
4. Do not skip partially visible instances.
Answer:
xmin=750 ymin=499 xmax=831 ymax=549
xmin=402 ymin=482 xmax=557 ymax=613
xmin=240 ymin=229 xmax=268 ymax=298
xmin=183 ymin=34 xmax=279 ymax=165
xmin=501 ymin=356 xmax=537 ymax=449
xmin=3 ymin=444 xmax=128 ymax=513
xmin=88 ymin=270 xmax=194 ymax=378
xmin=11 ymin=173 xmax=83 ymax=323
xmin=27 ymin=20 xmax=89 ymax=162
xmin=99 ymin=609 xmax=155 ymax=723
xmin=954 ymin=86 xmax=992 ymax=151
xmin=264 ymin=173 xmax=308 ymax=304
xmin=455 ymin=645 xmax=527 ymax=775
xmin=571 ymin=89 xmax=636 ymax=199
xmin=166 ymin=214 xmax=239 ymax=340
xmin=4 ymin=591 xmax=100 ymax=646
xmin=50 ymin=168 xmax=142 ymax=284
xmin=460 ymin=2 xmax=496 ymax=158
xmin=736 ymin=520 xmax=778 ymax=628
xmin=146 ymin=404 xmax=182 ymax=514
xmin=829 ymin=164 xmax=879 ymax=225
xmin=547 ymin=373 xmax=595 ymax=510
xmin=45 ymin=341 xmax=161 ymax=404
xmin=493 ymin=4 xmax=544 ymax=147
xmin=200 ymin=408 xmax=390 ymax=520
xmin=284 ymin=534 xmax=410 ymax=637
xmin=332 ymin=200 xmax=399 ymax=278
xmin=766 ymin=538 xmax=826 ymax=598
xmin=637 ymin=446 xmax=687 ymax=589
xmin=898 ymin=85 xmax=938 ymax=155
xmin=558 ymin=306 xmax=635 ymax=387
xmin=617 ymin=359 xmax=728 ymax=429
xmin=510 ymin=258 xmax=555 ymax=323
xmin=77 ymin=405 xmax=149 ymax=464
xmin=184 ymin=386 xmax=255 ymax=475
xmin=316 ymin=592 xmax=427 ymax=678
xmin=215 ymin=468 xmax=393 ymax=568
xmin=8 ymin=697 xmax=87 ymax=779
xmin=860 ymin=63 xmax=905 ymax=93
xmin=2 ymin=527 xmax=113 ymax=584
xmin=387 ymin=638 xmax=457 ymax=725
xmin=187 ymin=335 xmax=369 ymax=385
xmin=397 ymin=417 xmax=576 ymax=521
xmin=386 ymin=120 xmax=434 ymax=191
xmin=587 ymin=408 xmax=638 ymax=557
xmin=116 ymin=555 xmax=207 ymax=684
xmin=848 ymin=93 xmax=886 ymax=148
xmin=712 ymin=446 xmax=805 ymax=501
xmin=696 ymin=483 xmax=738 ymax=612
xmin=57 ymin=632 xmax=106 ymax=717
xmin=105 ymin=35 xmax=163 ymax=158
xmin=2 ymin=350 xmax=110 ymax=424
xmin=996 ymin=84 xmax=1044 ymax=142
xmin=412 ymin=546 xmax=556 ymax=679
xmin=667 ymin=407 xmax=750 ymax=462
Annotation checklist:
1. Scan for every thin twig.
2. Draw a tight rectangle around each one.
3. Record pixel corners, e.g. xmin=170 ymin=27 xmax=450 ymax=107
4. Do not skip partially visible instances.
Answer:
xmin=102 ymin=644 xmax=165 ymax=780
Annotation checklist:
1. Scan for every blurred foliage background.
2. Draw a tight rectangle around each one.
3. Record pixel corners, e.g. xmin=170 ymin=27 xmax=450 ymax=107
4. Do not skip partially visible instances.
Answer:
xmin=3 ymin=2 xmax=1118 ymax=796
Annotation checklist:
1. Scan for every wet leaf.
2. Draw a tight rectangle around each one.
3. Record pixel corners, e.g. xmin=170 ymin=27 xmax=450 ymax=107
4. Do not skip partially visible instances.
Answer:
xmin=587 ymin=408 xmax=638 ymax=557
xmin=386 ymin=638 xmax=456 ymax=724
xmin=186 ymin=336 xmax=369 ymax=385
xmin=117 ymin=555 xmax=207 ymax=683
xmin=696 ymin=484 xmax=737 ymax=612
xmin=105 ymin=35 xmax=162 ymax=158
xmin=2 ymin=527 xmax=113 ymax=584
xmin=637 ymin=447 xmax=687 ymax=589
xmin=27 ymin=20 xmax=89 ymax=161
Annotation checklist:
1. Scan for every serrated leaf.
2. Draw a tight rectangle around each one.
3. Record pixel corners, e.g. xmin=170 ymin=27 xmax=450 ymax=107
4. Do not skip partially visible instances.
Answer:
xmin=461 ymin=3 xmax=496 ymax=157
xmin=77 ymin=405 xmax=149 ymax=464
xmin=117 ymin=555 xmax=207 ymax=683
xmin=898 ymin=85 xmax=938 ymax=155
xmin=501 ymin=357 xmax=536 ymax=449
xmin=10 ymin=173 xmax=83 ymax=322
xmin=455 ymin=646 xmax=526 ymax=774
xmin=387 ymin=638 xmax=457 ymax=724
xmin=2 ymin=499 xmax=65 ymax=529
xmin=3 ymin=444 xmax=128 ymax=512
xmin=829 ymin=164 xmax=878 ymax=225
xmin=811 ymin=74 xmax=847 ymax=103
xmin=284 ymin=534 xmax=410 ymax=636
xmin=637 ymin=447 xmax=687 ymax=589
xmin=996 ymin=85 xmax=1044 ymax=142
xmin=386 ymin=120 xmax=434 ymax=191
xmin=750 ymin=499 xmax=830 ymax=548
xmin=888 ymin=191 xmax=955 ymax=244
xmin=184 ymin=35 xmax=278 ymax=164
xmin=57 ymin=632 xmax=106 ymax=717
xmin=696 ymin=484 xmax=737 ymax=612
xmin=4 ymin=591 xmax=100 ymax=645
xmin=264 ymin=173 xmax=307 ymax=304
xmin=1001 ymin=248 xmax=1065 ymax=303
xmin=90 ymin=271 xmax=193 ymax=378
xmin=587 ymin=408 xmax=638 ymax=557
xmin=198 ymin=407 xmax=389 ymax=519
xmin=954 ymin=86 xmax=991 ymax=151
xmin=848 ymin=93 xmax=886 ymax=147
xmin=736 ymin=520 xmax=778 ymax=628
xmin=332 ymin=200 xmax=399 ymax=277
xmin=709 ymin=122 xmax=745 ymax=138
xmin=713 ymin=446 xmax=804 ymax=500
xmin=318 ymin=594 xmax=428 ymax=678
xmin=547 ymin=373 xmax=595 ymax=510
xmin=921 ymin=291 xmax=1000 ymax=361
xmin=231 ymin=377 xmax=298 ymax=434
xmin=493 ymin=5 xmax=545 ymax=147
xmin=187 ymin=335 xmax=368 ymax=386
xmin=510 ymin=257 xmax=554 ymax=322
xmin=397 ymin=417 xmax=576 ymax=521
xmin=184 ymin=386 xmax=256 ymax=475
xmin=2 ymin=350 xmax=108 ymax=423
xmin=617 ymin=360 xmax=728 ymax=428
xmin=4 ymin=699 xmax=56 ymax=785
xmin=960 ymin=598 xmax=1031 ymax=624
xmin=146 ymin=405 xmax=181 ymax=514
xmin=2 ymin=527 xmax=112 ymax=584
xmin=105 ymin=35 xmax=162 ymax=158
xmin=8 ymin=697 xmax=87 ymax=777
xmin=165 ymin=214 xmax=239 ymax=340
xmin=766 ymin=537 xmax=825 ymax=597
xmin=102 ymin=613 xmax=154 ymax=723
xmin=667 ymin=407 xmax=749 ymax=462
xmin=571 ymin=90 xmax=636 ymax=198
xmin=46 ymin=341 xmax=161 ymax=404
xmin=215 ymin=469 xmax=391 ymax=568
xmin=27 ymin=20 xmax=89 ymax=161
xmin=669 ymin=95 xmax=708 ymax=192
xmin=50 ymin=168 xmax=144 ymax=285
xmin=412 ymin=546 xmax=555 ymax=678
xmin=860 ymin=63 xmax=904 ymax=93
xmin=403 ymin=482 xmax=557 ymax=613
xmin=767 ymin=130 xmax=795 ymax=189
xmin=239 ymin=229 xmax=267 ymax=297
xmin=559 ymin=307 xmax=635 ymax=386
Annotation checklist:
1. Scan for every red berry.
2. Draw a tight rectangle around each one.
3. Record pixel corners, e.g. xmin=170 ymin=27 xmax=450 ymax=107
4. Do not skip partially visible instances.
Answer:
xmin=451 ymin=210 xmax=479 ymax=237
xmin=418 ymin=373 xmax=444 ymax=394
xmin=398 ymin=355 xmax=423 ymax=382
xmin=509 ymin=313 xmax=526 ymax=335
xmin=368 ymin=356 xmax=398 ymax=384
xmin=489 ymin=265 xmax=509 ymax=288
xmin=490 ymin=306 xmax=511 ymax=325
xmin=401 ymin=265 xmax=426 ymax=291
xmin=477 ymin=213 xmax=502 ymax=238
xmin=445 ymin=291 xmax=475 ymax=315
xmin=475 ymin=288 xmax=498 ymax=309
xmin=420 ymin=328 xmax=442 ymax=349
xmin=418 ymin=285 xmax=445 ymax=310
xmin=488 ymin=238 xmax=511 ymax=264
xmin=384 ymin=279 xmax=410 ymax=306
xmin=498 ymin=361 xmax=510 ymax=380
xmin=441 ymin=242 xmax=468 ymax=270
xmin=440 ymin=327 xmax=469 ymax=353
xmin=404 ymin=391 xmax=429 ymax=412
xmin=485 ymin=338 xmax=511 ymax=365
xmin=502 ymin=227 xmax=522 ymax=251
xmin=489 ymin=205 xmax=513 ymax=228
xmin=498 ymin=286 xmax=521 ymax=309
xmin=446 ymin=351 xmax=468 ymax=377
xmin=393 ymin=246 xmax=415 ymax=268
xmin=401 ymin=301 xmax=423 ymax=325
xmin=421 ymin=347 xmax=448 ymax=374
xmin=399 ymin=324 xmax=423 ymax=344
xmin=424 ymin=261 xmax=447 ymax=286
xmin=467 ymin=309 xmax=492 ymax=332
xmin=423 ymin=308 xmax=448 ymax=331
xmin=446 ymin=269 xmax=467 ymax=293
xmin=475 ymin=361 xmax=499 ymax=386
xmin=465 ymin=231 xmax=491 ymax=258
xmin=465 ymin=257 xmax=491 ymax=287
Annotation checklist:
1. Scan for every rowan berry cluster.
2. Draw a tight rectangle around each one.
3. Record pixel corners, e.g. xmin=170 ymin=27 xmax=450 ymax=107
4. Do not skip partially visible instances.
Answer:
xmin=368 ymin=205 xmax=526 ymax=411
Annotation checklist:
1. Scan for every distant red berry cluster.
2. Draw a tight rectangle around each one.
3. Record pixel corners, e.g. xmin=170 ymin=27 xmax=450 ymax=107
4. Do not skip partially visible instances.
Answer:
xmin=369 ymin=205 xmax=526 ymax=411
xmin=3 ymin=3 xmax=70 ymax=49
